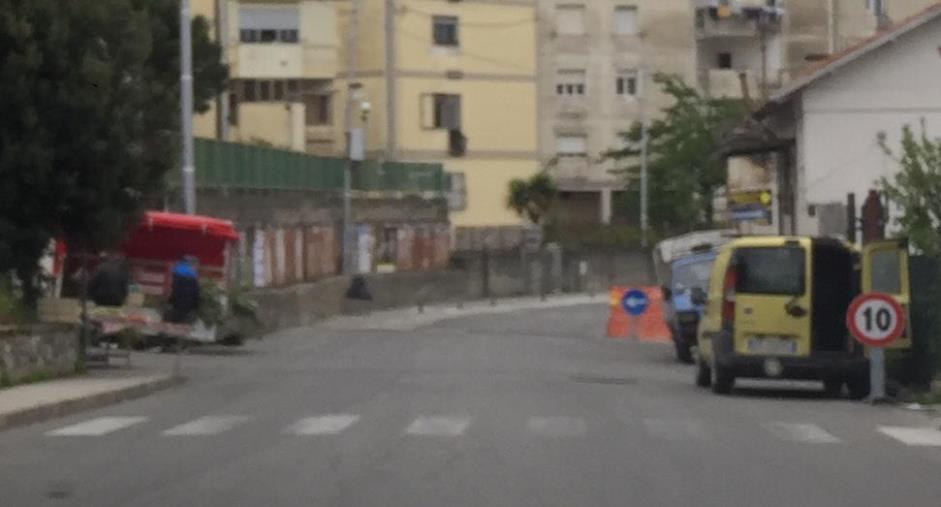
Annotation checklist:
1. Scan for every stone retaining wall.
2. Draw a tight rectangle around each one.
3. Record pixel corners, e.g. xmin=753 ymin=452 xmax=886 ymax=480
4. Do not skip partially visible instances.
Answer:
xmin=0 ymin=326 xmax=78 ymax=385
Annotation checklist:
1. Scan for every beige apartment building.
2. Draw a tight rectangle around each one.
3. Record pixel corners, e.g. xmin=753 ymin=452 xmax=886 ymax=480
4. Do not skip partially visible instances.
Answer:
xmin=538 ymin=1 xmax=697 ymax=225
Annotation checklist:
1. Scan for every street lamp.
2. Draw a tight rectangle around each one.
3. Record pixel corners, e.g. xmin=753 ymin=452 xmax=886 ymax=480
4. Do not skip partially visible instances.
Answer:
xmin=342 ymin=97 xmax=371 ymax=275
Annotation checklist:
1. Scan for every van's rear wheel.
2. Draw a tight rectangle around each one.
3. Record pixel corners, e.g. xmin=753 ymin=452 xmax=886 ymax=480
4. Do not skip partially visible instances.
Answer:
xmin=823 ymin=377 xmax=844 ymax=398
xmin=710 ymin=358 xmax=734 ymax=394
xmin=695 ymin=356 xmax=712 ymax=387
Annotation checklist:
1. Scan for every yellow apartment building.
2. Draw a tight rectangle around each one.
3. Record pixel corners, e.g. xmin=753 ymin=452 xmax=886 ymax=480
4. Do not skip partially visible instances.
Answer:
xmin=192 ymin=0 xmax=538 ymax=228
xmin=190 ymin=0 xmax=341 ymax=156
xmin=336 ymin=0 xmax=540 ymax=227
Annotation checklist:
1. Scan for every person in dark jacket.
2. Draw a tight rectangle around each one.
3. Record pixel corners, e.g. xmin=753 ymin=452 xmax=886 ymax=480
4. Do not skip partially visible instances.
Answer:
xmin=88 ymin=255 xmax=130 ymax=307
xmin=165 ymin=256 xmax=200 ymax=324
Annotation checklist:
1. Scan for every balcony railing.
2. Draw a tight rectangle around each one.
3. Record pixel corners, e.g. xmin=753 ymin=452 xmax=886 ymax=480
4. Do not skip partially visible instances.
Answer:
xmin=695 ymin=0 xmax=783 ymax=39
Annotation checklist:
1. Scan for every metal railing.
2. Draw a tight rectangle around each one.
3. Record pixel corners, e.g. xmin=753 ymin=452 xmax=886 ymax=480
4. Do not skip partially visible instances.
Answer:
xmin=187 ymin=138 xmax=447 ymax=195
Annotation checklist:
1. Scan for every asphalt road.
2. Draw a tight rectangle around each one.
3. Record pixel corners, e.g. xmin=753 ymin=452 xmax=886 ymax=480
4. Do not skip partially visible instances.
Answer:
xmin=2 ymin=303 xmax=941 ymax=506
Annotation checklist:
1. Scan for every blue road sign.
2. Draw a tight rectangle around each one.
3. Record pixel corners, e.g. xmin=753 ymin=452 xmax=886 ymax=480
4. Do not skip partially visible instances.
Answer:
xmin=621 ymin=289 xmax=649 ymax=317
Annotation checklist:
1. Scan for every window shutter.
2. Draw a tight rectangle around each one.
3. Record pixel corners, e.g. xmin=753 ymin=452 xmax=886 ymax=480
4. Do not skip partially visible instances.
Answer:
xmin=420 ymin=94 xmax=435 ymax=129
xmin=613 ymin=6 xmax=638 ymax=35
xmin=443 ymin=96 xmax=461 ymax=130
xmin=239 ymin=6 xmax=299 ymax=30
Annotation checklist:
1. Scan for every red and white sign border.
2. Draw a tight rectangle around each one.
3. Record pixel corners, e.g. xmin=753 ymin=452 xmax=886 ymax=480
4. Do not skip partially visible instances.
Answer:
xmin=846 ymin=292 xmax=905 ymax=348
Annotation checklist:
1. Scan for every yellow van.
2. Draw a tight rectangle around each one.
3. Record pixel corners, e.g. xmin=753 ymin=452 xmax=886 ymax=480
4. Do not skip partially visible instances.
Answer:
xmin=694 ymin=236 xmax=910 ymax=398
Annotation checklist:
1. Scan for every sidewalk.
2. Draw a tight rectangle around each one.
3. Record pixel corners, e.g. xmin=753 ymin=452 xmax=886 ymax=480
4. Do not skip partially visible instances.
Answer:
xmin=0 ymin=353 xmax=183 ymax=431
xmin=320 ymin=293 xmax=604 ymax=331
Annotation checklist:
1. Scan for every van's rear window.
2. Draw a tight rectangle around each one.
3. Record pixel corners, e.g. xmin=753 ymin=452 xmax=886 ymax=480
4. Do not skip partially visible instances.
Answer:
xmin=735 ymin=247 xmax=805 ymax=295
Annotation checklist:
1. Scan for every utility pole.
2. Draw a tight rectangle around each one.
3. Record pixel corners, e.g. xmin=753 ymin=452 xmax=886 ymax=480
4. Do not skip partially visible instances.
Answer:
xmin=180 ymin=0 xmax=197 ymax=215
xmin=639 ymin=37 xmax=650 ymax=248
xmin=385 ymin=0 xmax=397 ymax=159
xmin=827 ymin=0 xmax=837 ymax=54
xmin=758 ymin=18 xmax=769 ymax=100
xmin=216 ymin=0 xmax=229 ymax=141
xmin=342 ymin=0 xmax=361 ymax=275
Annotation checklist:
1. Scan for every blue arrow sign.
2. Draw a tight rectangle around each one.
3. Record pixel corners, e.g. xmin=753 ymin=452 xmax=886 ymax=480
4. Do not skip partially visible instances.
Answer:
xmin=621 ymin=289 xmax=649 ymax=317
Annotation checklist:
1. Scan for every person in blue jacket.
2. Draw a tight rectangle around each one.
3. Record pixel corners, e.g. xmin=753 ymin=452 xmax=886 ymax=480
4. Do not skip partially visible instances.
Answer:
xmin=165 ymin=256 xmax=201 ymax=324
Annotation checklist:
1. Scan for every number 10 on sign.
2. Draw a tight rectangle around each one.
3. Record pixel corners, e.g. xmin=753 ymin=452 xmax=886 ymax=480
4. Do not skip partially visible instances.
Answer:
xmin=846 ymin=293 xmax=906 ymax=402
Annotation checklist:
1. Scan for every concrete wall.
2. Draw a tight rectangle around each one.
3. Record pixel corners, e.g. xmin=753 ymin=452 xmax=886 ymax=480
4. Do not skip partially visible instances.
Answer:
xmin=195 ymin=189 xmax=448 ymax=228
xmin=0 ymin=326 xmax=77 ymax=385
xmin=252 ymin=271 xmax=470 ymax=330
xmin=252 ymin=246 xmax=655 ymax=331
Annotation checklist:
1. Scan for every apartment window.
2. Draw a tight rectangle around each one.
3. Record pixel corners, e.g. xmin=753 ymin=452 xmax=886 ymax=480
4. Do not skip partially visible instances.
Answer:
xmin=556 ymin=69 xmax=586 ymax=96
xmin=239 ymin=29 xmax=259 ymax=43
xmin=279 ymin=29 xmax=299 ymax=43
xmin=243 ymin=80 xmax=257 ymax=101
xmin=421 ymin=94 xmax=462 ymax=129
xmin=616 ymin=71 xmax=638 ymax=96
xmin=305 ymin=94 xmax=332 ymax=126
xmin=433 ymin=16 xmax=459 ymax=47
xmin=556 ymin=135 xmax=588 ymax=157
xmin=867 ymin=0 xmax=886 ymax=16
xmin=718 ymin=52 xmax=733 ymax=69
xmin=613 ymin=6 xmax=638 ymax=35
xmin=228 ymin=93 xmax=239 ymax=126
xmin=273 ymin=81 xmax=284 ymax=101
xmin=259 ymin=81 xmax=271 ymax=101
xmin=287 ymin=80 xmax=299 ymax=96
xmin=555 ymin=5 xmax=586 ymax=35
xmin=239 ymin=5 xmax=300 ymax=43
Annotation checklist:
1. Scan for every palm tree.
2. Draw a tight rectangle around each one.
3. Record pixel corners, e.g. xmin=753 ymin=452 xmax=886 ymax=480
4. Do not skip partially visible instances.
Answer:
xmin=506 ymin=173 xmax=558 ymax=224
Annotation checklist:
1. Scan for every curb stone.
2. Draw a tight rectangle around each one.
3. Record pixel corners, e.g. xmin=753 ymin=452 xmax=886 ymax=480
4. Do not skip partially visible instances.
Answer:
xmin=0 ymin=375 xmax=185 ymax=432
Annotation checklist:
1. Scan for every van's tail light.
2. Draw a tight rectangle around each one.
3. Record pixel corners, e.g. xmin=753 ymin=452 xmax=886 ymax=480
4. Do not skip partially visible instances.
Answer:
xmin=721 ymin=266 xmax=737 ymax=325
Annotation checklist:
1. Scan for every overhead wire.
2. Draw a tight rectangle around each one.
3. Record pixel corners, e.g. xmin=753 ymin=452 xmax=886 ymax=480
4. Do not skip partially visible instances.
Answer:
xmin=396 ymin=27 xmax=533 ymax=73
xmin=397 ymin=2 xmax=537 ymax=29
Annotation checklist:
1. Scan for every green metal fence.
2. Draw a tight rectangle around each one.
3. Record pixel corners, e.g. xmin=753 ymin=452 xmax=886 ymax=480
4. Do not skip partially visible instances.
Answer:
xmin=191 ymin=138 xmax=447 ymax=194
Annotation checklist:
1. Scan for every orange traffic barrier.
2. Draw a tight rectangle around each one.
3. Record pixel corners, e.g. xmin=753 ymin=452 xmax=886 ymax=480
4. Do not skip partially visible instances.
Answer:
xmin=606 ymin=286 xmax=672 ymax=343
xmin=606 ymin=287 xmax=633 ymax=338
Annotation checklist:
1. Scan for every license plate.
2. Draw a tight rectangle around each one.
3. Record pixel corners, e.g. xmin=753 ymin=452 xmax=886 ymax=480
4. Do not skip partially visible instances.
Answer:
xmin=747 ymin=336 xmax=797 ymax=355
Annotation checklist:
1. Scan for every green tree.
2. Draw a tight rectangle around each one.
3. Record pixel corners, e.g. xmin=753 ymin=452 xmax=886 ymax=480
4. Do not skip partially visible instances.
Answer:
xmin=506 ymin=172 xmax=559 ymax=224
xmin=605 ymin=74 xmax=747 ymax=235
xmin=0 ymin=0 xmax=227 ymax=309
xmin=879 ymin=122 xmax=941 ymax=256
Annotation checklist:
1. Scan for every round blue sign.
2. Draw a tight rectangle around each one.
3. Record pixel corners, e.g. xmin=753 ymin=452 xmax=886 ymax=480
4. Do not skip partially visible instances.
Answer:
xmin=621 ymin=289 xmax=649 ymax=317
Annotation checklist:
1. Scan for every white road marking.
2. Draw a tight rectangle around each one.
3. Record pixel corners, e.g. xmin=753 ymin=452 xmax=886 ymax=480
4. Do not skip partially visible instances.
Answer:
xmin=405 ymin=416 xmax=471 ymax=437
xmin=878 ymin=426 xmax=941 ymax=446
xmin=643 ymin=418 xmax=707 ymax=441
xmin=764 ymin=422 xmax=842 ymax=444
xmin=526 ymin=417 xmax=587 ymax=437
xmin=48 ymin=417 xmax=148 ymax=436
xmin=288 ymin=415 xmax=360 ymax=435
xmin=162 ymin=416 xmax=249 ymax=436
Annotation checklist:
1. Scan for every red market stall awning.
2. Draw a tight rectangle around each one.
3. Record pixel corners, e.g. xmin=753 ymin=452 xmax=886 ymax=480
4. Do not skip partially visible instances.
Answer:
xmin=121 ymin=211 xmax=239 ymax=268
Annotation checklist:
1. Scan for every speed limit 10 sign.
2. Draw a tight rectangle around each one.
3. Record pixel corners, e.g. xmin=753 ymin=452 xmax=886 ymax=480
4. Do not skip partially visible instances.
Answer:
xmin=846 ymin=293 xmax=906 ymax=348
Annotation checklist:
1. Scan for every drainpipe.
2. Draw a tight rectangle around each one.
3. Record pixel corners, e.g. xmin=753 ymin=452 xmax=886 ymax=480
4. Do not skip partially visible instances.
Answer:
xmin=827 ymin=0 xmax=837 ymax=54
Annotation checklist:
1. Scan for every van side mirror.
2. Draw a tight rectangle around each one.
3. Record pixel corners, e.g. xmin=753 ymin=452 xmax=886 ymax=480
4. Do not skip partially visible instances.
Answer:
xmin=690 ymin=287 xmax=707 ymax=305
xmin=661 ymin=286 xmax=672 ymax=301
